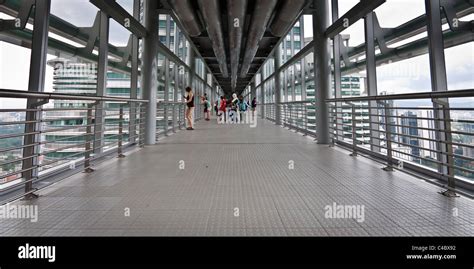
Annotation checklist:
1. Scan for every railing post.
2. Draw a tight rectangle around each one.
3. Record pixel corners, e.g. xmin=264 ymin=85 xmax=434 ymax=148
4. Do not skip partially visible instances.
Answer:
xmin=300 ymin=103 xmax=304 ymax=132
xmin=435 ymin=99 xmax=457 ymax=197
xmin=312 ymin=101 xmax=318 ymax=141
xmin=138 ymin=103 xmax=145 ymax=148
xmin=172 ymin=103 xmax=177 ymax=133
xmin=350 ymin=103 xmax=358 ymax=157
xmin=22 ymin=99 xmax=49 ymax=199
xmin=289 ymin=103 xmax=292 ymax=128
xmin=156 ymin=102 xmax=160 ymax=141
xmin=118 ymin=104 xmax=126 ymax=158
xmin=84 ymin=102 xmax=96 ymax=173
xmin=164 ymin=103 xmax=169 ymax=137
xmin=179 ymin=104 xmax=183 ymax=130
xmin=329 ymin=103 xmax=335 ymax=147
xmin=381 ymin=101 xmax=394 ymax=171
xmin=304 ymin=103 xmax=308 ymax=136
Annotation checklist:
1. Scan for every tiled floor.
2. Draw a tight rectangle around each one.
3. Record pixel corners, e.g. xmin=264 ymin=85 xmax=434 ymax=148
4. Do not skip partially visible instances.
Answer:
xmin=1 ymin=118 xmax=473 ymax=236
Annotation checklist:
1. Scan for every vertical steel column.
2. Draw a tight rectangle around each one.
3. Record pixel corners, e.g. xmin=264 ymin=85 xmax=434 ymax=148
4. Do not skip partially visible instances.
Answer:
xmin=313 ymin=0 xmax=331 ymax=144
xmin=172 ymin=25 xmax=180 ymax=131
xmin=425 ymin=0 xmax=456 ymax=196
xmin=188 ymin=48 xmax=195 ymax=87
xmin=283 ymin=69 xmax=288 ymax=103
xmin=22 ymin=0 xmax=51 ymax=199
xmin=300 ymin=16 xmax=306 ymax=101
xmin=164 ymin=58 xmax=170 ymax=135
xmin=332 ymin=0 xmax=343 ymax=141
xmin=365 ymin=12 xmax=381 ymax=152
xmin=163 ymin=16 xmax=171 ymax=136
xmin=142 ymin=0 xmax=159 ymax=145
xmin=274 ymin=47 xmax=282 ymax=125
xmin=129 ymin=0 xmax=140 ymax=143
xmin=186 ymin=47 xmax=196 ymax=126
xmin=93 ymin=11 xmax=109 ymax=154
xmin=261 ymin=72 xmax=265 ymax=119
xmin=290 ymin=27 xmax=296 ymax=102
xmin=173 ymin=66 xmax=179 ymax=132
xmin=210 ymin=79 xmax=215 ymax=116
xmin=381 ymin=101 xmax=394 ymax=171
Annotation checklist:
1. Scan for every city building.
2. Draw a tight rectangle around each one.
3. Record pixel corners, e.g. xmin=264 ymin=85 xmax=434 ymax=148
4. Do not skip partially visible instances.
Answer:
xmin=399 ymin=111 xmax=421 ymax=163
xmin=43 ymin=58 xmax=131 ymax=162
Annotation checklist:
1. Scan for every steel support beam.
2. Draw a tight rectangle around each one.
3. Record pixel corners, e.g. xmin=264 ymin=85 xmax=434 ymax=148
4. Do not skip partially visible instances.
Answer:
xmin=274 ymin=47 xmax=282 ymax=125
xmin=187 ymin=47 xmax=196 ymax=126
xmin=260 ymin=72 xmax=265 ymax=119
xmin=365 ymin=12 xmax=381 ymax=152
xmin=425 ymin=0 xmax=456 ymax=196
xmin=142 ymin=0 xmax=159 ymax=145
xmin=93 ymin=11 xmax=109 ymax=154
xmin=314 ymin=0 xmax=331 ymax=144
xmin=22 ymin=0 xmax=51 ymax=199
xmin=325 ymin=0 xmax=386 ymax=38
xmin=331 ymin=0 xmax=343 ymax=141
xmin=163 ymin=15 xmax=172 ymax=136
xmin=173 ymin=22 xmax=180 ymax=131
xmin=129 ymin=0 xmax=140 ymax=144
xmin=164 ymin=57 xmax=170 ymax=136
xmin=188 ymin=47 xmax=195 ymax=88
xmin=90 ymin=0 xmax=147 ymax=38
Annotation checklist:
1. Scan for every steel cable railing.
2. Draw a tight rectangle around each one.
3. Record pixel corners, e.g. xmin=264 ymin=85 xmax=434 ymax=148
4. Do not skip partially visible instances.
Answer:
xmin=0 ymin=89 xmax=149 ymax=203
xmin=326 ymin=88 xmax=474 ymax=195
xmin=261 ymin=101 xmax=317 ymax=137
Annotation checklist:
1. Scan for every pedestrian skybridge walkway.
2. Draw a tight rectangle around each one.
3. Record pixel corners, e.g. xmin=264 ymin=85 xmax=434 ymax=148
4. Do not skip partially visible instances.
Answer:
xmin=1 ymin=118 xmax=473 ymax=237
xmin=1 ymin=0 xmax=473 ymax=239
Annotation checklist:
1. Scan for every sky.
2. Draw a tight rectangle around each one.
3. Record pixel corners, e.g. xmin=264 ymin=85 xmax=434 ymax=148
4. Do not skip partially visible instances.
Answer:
xmin=0 ymin=0 xmax=473 ymax=109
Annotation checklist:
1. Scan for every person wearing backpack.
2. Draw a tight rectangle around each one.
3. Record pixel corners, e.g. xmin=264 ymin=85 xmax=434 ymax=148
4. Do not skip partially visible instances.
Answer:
xmin=230 ymin=93 xmax=239 ymax=123
xmin=238 ymin=95 xmax=249 ymax=123
xmin=201 ymin=94 xmax=211 ymax=121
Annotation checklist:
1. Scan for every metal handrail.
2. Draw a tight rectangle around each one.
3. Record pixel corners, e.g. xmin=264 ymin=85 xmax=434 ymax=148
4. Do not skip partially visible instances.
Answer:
xmin=325 ymin=88 xmax=474 ymax=103
xmin=326 ymin=93 xmax=474 ymax=194
xmin=0 ymin=88 xmax=149 ymax=103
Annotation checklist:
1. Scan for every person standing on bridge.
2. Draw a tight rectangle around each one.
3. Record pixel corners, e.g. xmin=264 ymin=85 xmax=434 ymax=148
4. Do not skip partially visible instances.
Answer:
xmin=230 ymin=93 xmax=239 ymax=123
xmin=184 ymin=87 xmax=195 ymax=130
xmin=200 ymin=94 xmax=211 ymax=121
xmin=251 ymin=97 xmax=257 ymax=119
xmin=218 ymin=96 xmax=227 ymax=123
xmin=238 ymin=95 xmax=249 ymax=123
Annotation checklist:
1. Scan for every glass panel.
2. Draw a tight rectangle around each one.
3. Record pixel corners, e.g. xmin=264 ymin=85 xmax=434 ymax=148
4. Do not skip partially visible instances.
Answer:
xmin=445 ymin=42 xmax=474 ymax=91
xmin=374 ymin=0 xmax=425 ymax=28
xmin=39 ymin=0 xmax=101 ymax=178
